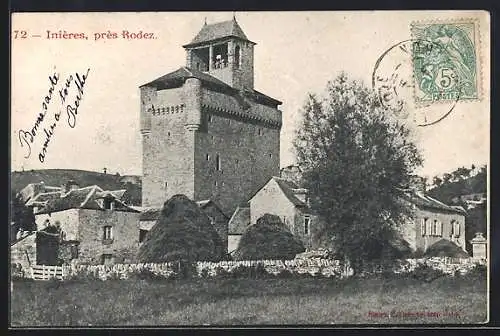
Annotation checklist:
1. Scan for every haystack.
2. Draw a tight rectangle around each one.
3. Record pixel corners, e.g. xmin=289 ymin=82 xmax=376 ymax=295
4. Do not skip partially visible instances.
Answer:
xmin=137 ymin=194 xmax=225 ymax=263
xmin=233 ymin=213 xmax=305 ymax=261
xmin=424 ymin=239 xmax=469 ymax=258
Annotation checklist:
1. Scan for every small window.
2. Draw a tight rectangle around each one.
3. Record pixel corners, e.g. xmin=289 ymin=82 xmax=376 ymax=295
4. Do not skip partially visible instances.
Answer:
xmin=103 ymin=226 xmax=113 ymax=240
xmin=269 ymin=153 xmax=273 ymax=158
xmin=432 ymin=220 xmax=438 ymax=236
xmin=206 ymin=154 xmax=210 ymax=161
xmin=421 ymin=218 xmax=427 ymax=236
xmin=453 ymin=221 xmax=460 ymax=237
xmin=139 ymin=229 xmax=148 ymax=243
xmin=208 ymin=114 xmax=213 ymax=122
xmin=216 ymin=154 xmax=221 ymax=171
xmin=437 ymin=221 xmax=443 ymax=237
xmin=304 ymin=215 xmax=311 ymax=235
xmin=103 ymin=198 xmax=113 ymax=210
xmin=167 ymin=131 xmax=171 ymax=137
xmin=165 ymin=181 xmax=168 ymax=190
xmin=426 ymin=219 xmax=432 ymax=237
xmin=214 ymin=180 xmax=218 ymax=187
xmin=258 ymin=128 xmax=262 ymax=136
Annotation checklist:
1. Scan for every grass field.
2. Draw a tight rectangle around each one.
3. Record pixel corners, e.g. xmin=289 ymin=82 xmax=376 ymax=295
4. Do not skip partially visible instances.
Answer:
xmin=10 ymin=272 xmax=487 ymax=326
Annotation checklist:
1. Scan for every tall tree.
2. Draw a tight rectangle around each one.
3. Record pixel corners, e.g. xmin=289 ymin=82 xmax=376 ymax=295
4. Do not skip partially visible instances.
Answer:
xmin=293 ymin=72 xmax=423 ymax=274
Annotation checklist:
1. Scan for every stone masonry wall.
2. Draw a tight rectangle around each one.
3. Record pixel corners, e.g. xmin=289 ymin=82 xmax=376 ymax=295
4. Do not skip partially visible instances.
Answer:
xmin=413 ymin=208 xmax=467 ymax=253
xmin=77 ymin=209 xmax=141 ymax=264
xmin=141 ymin=86 xmax=196 ymax=207
xmin=195 ymin=95 xmax=280 ymax=216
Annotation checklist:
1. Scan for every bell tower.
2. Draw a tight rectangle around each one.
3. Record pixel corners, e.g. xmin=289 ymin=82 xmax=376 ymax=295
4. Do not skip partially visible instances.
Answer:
xmin=183 ymin=17 xmax=256 ymax=90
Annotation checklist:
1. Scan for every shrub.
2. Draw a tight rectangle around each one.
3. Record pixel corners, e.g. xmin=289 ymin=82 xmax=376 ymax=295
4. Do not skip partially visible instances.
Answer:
xmin=410 ymin=263 xmax=446 ymax=282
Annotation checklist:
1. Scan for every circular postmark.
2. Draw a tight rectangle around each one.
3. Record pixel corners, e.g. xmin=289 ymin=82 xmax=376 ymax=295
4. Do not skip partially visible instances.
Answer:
xmin=372 ymin=21 xmax=478 ymax=128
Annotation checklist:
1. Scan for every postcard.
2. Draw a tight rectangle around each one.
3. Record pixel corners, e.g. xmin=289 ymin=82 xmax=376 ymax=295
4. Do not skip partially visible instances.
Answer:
xmin=10 ymin=11 xmax=490 ymax=327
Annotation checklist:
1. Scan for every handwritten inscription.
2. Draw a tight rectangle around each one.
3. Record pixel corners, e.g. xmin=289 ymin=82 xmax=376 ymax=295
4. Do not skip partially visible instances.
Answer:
xmin=18 ymin=68 xmax=91 ymax=163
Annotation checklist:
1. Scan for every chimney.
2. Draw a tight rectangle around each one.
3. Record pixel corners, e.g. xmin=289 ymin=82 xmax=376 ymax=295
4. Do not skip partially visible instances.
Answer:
xmin=65 ymin=180 xmax=79 ymax=192
xmin=280 ymin=165 xmax=303 ymax=185
xmin=292 ymin=188 xmax=309 ymax=204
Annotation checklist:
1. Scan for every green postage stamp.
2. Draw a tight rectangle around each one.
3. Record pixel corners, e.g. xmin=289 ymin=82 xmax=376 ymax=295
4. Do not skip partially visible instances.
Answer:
xmin=411 ymin=20 xmax=480 ymax=103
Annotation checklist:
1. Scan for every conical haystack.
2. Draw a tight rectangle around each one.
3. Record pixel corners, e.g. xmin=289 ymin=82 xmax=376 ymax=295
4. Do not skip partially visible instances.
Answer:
xmin=137 ymin=194 xmax=225 ymax=263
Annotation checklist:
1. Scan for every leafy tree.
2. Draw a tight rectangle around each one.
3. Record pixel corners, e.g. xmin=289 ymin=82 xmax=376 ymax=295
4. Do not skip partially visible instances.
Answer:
xmin=433 ymin=176 xmax=443 ymax=187
xmin=10 ymin=191 xmax=36 ymax=241
xmin=442 ymin=173 xmax=452 ymax=184
xmin=293 ymin=72 xmax=423 ymax=275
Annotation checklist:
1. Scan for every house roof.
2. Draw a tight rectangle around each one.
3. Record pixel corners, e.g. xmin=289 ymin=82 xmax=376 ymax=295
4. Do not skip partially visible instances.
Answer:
xmin=183 ymin=18 xmax=254 ymax=48
xmin=27 ymin=185 xmax=137 ymax=215
xmin=406 ymin=192 xmax=467 ymax=215
xmin=272 ymin=177 xmax=307 ymax=207
xmin=141 ymin=66 xmax=231 ymax=91
xmin=228 ymin=206 xmax=250 ymax=235
xmin=141 ymin=67 xmax=282 ymax=107
xmin=139 ymin=207 xmax=162 ymax=221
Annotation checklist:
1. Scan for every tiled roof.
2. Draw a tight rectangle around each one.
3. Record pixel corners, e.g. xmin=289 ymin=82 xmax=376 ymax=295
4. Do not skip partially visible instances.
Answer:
xmin=273 ymin=177 xmax=307 ymax=207
xmin=142 ymin=66 xmax=231 ymax=91
xmin=407 ymin=192 xmax=467 ymax=215
xmin=139 ymin=207 xmax=162 ymax=221
xmin=28 ymin=185 xmax=137 ymax=215
xmin=183 ymin=19 xmax=253 ymax=48
xmin=228 ymin=206 xmax=250 ymax=235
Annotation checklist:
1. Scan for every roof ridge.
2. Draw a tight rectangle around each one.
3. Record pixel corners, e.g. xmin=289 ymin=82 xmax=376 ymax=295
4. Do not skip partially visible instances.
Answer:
xmin=80 ymin=186 xmax=98 ymax=208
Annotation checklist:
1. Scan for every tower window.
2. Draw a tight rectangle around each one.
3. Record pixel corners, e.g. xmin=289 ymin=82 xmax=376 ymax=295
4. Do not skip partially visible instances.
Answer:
xmin=269 ymin=153 xmax=273 ymax=158
xmin=216 ymin=154 xmax=221 ymax=171
xmin=212 ymin=43 xmax=228 ymax=69
xmin=208 ymin=114 xmax=213 ymax=122
xmin=235 ymin=45 xmax=241 ymax=69
xmin=206 ymin=154 xmax=210 ymax=161
xmin=258 ymin=128 xmax=262 ymax=136
xmin=191 ymin=47 xmax=209 ymax=71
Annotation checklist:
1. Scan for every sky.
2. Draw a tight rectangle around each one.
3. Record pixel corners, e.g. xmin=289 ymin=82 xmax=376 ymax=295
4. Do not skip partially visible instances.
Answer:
xmin=11 ymin=11 xmax=490 ymax=179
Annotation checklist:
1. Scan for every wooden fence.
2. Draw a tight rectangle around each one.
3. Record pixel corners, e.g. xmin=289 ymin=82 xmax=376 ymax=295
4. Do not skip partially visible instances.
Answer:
xmin=30 ymin=265 xmax=65 ymax=281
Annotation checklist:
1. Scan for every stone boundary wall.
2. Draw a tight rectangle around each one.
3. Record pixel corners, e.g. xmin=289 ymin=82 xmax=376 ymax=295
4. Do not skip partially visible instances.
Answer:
xmin=13 ymin=257 xmax=486 ymax=281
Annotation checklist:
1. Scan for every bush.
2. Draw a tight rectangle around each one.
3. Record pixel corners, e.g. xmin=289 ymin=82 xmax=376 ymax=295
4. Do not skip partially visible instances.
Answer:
xmin=462 ymin=263 xmax=487 ymax=280
xmin=129 ymin=268 xmax=168 ymax=281
xmin=410 ymin=263 xmax=446 ymax=282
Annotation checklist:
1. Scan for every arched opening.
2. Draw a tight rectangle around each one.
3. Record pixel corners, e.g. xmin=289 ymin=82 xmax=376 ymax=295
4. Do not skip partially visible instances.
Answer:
xmin=234 ymin=45 xmax=241 ymax=69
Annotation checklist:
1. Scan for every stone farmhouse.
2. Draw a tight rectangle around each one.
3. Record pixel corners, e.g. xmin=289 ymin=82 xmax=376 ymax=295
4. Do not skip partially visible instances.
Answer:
xmin=12 ymin=181 xmax=141 ymax=266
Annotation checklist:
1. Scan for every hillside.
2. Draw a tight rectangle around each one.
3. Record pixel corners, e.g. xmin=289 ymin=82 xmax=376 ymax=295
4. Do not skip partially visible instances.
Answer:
xmin=11 ymin=169 xmax=142 ymax=206
xmin=427 ymin=170 xmax=487 ymax=205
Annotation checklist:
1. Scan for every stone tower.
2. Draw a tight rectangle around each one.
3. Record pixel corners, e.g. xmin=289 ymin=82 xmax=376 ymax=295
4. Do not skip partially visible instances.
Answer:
xmin=139 ymin=18 xmax=282 ymax=216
